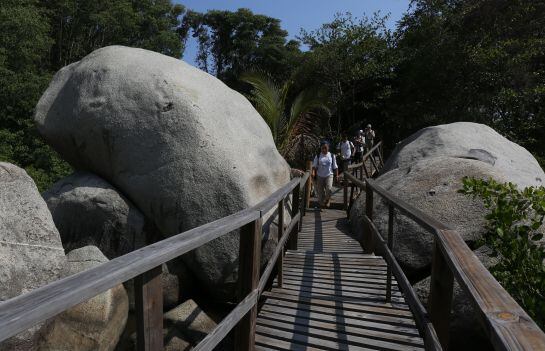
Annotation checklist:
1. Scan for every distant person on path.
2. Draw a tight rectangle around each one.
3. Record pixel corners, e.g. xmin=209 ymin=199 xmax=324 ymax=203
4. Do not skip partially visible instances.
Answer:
xmin=353 ymin=130 xmax=365 ymax=163
xmin=312 ymin=142 xmax=339 ymax=210
xmin=364 ymin=124 xmax=375 ymax=152
xmin=337 ymin=134 xmax=354 ymax=173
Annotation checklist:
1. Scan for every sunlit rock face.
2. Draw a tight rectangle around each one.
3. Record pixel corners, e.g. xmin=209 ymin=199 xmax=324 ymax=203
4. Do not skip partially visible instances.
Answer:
xmin=35 ymin=45 xmax=291 ymax=300
xmin=0 ymin=162 xmax=67 ymax=350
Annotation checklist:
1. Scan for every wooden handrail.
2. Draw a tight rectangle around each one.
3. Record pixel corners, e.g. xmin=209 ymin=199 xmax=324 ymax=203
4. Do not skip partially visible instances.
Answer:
xmin=343 ymin=175 xmax=545 ymax=350
xmin=0 ymin=171 xmax=312 ymax=351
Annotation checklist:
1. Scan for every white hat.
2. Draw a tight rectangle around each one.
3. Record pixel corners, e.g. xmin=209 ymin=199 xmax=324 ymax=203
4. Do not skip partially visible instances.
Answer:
xmin=358 ymin=130 xmax=363 ymax=133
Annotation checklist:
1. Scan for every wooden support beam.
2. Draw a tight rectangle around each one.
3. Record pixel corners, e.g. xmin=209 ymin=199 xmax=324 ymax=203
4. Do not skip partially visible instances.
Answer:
xmin=135 ymin=266 xmax=163 ymax=351
xmin=277 ymin=200 xmax=285 ymax=287
xmin=364 ymin=188 xmax=375 ymax=254
xmin=386 ymin=204 xmax=394 ymax=302
xmin=234 ymin=217 xmax=262 ymax=351
xmin=428 ymin=239 xmax=454 ymax=350
xmin=289 ymin=185 xmax=300 ymax=250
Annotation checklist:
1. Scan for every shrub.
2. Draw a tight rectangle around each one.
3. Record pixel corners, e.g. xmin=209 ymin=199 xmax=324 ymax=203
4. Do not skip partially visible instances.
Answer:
xmin=460 ymin=177 xmax=545 ymax=329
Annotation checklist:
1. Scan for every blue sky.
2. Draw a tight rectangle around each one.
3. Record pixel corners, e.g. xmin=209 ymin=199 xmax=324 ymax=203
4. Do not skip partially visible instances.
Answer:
xmin=175 ymin=0 xmax=411 ymax=67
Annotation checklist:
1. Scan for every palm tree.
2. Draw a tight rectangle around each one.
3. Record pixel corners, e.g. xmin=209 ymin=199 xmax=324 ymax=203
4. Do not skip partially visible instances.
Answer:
xmin=241 ymin=72 xmax=330 ymax=160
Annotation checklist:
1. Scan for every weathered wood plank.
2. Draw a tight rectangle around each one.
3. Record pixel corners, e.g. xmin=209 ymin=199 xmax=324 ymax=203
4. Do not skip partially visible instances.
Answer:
xmin=135 ymin=266 xmax=163 ymax=351
xmin=233 ymin=218 xmax=262 ymax=351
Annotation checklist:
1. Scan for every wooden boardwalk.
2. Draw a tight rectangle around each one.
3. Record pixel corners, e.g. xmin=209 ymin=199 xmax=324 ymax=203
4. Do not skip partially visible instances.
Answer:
xmin=255 ymin=187 xmax=425 ymax=350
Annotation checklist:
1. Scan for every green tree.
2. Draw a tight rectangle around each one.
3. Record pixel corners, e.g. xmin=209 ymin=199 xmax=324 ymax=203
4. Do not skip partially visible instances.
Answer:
xmin=43 ymin=0 xmax=186 ymax=69
xmin=393 ymin=0 xmax=545 ymax=164
xmin=241 ymin=72 xmax=329 ymax=162
xmin=181 ymin=8 xmax=302 ymax=89
xmin=297 ymin=13 xmax=396 ymax=137
xmin=0 ymin=0 xmax=70 ymax=190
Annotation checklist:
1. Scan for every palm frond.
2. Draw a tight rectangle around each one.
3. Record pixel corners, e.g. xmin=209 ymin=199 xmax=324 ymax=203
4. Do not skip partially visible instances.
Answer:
xmin=241 ymin=72 xmax=283 ymax=141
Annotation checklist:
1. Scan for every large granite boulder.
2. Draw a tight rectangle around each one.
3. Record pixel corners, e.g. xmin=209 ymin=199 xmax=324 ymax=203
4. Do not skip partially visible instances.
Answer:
xmin=383 ymin=122 xmax=544 ymax=188
xmin=43 ymin=172 xmax=153 ymax=259
xmin=41 ymin=246 xmax=128 ymax=351
xmin=350 ymin=156 xmax=507 ymax=279
xmin=0 ymin=162 xmax=66 ymax=351
xmin=350 ymin=123 xmax=544 ymax=280
xmin=34 ymin=45 xmax=291 ymax=300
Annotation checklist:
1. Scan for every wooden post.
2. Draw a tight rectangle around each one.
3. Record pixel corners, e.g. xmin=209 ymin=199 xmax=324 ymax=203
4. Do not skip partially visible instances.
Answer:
xmin=343 ymin=176 xmax=348 ymax=210
xmin=305 ymin=161 xmax=312 ymax=210
xmin=386 ymin=204 xmax=394 ymax=302
xmin=135 ymin=266 xmax=163 ymax=351
xmin=277 ymin=200 xmax=285 ymax=287
xmin=428 ymin=239 xmax=454 ymax=350
xmin=234 ymin=217 xmax=262 ymax=351
xmin=378 ymin=142 xmax=384 ymax=167
xmin=348 ymin=185 xmax=355 ymax=216
xmin=364 ymin=187 xmax=375 ymax=254
xmin=288 ymin=185 xmax=300 ymax=250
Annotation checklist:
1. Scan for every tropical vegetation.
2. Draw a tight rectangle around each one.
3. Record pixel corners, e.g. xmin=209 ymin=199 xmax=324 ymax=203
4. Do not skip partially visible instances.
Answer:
xmin=1 ymin=0 xmax=545 ymax=191
xmin=460 ymin=177 xmax=545 ymax=329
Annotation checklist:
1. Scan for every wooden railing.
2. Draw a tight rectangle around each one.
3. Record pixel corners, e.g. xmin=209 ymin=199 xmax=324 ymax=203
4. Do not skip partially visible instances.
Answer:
xmin=0 ymin=172 xmax=312 ymax=351
xmin=343 ymin=141 xmax=384 ymax=212
xmin=343 ymin=172 xmax=545 ymax=351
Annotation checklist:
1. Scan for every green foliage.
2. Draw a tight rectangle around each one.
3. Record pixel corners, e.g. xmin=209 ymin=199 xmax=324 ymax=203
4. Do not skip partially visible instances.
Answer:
xmin=296 ymin=13 xmax=396 ymax=135
xmin=180 ymin=8 xmax=302 ymax=88
xmin=460 ymin=177 xmax=545 ymax=328
xmin=241 ymin=72 xmax=329 ymax=157
xmin=394 ymin=0 xmax=545 ymax=162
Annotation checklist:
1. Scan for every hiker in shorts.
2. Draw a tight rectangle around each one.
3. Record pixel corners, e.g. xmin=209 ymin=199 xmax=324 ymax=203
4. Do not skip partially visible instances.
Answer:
xmin=312 ymin=141 xmax=339 ymax=210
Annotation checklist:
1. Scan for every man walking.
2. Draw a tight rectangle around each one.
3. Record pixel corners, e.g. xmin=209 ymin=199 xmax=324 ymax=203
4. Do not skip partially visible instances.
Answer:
xmin=337 ymin=134 xmax=354 ymax=173
xmin=364 ymin=124 xmax=375 ymax=152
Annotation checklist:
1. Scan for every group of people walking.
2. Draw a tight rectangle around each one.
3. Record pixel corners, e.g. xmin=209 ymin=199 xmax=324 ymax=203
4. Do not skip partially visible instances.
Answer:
xmin=311 ymin=124 xmax=376 ymax=210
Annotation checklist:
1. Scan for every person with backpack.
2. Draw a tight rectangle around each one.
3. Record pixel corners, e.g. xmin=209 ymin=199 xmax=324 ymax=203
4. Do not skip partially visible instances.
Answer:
xmin=312 ymin=141 xmax=339 ymax=210
xmin=353 ymin=130 xmax=365 ymax=163
xmin=337 ymin=133 xmax=354 ymax=173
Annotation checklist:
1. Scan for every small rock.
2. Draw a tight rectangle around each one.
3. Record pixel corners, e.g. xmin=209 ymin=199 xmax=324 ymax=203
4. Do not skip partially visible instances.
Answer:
xmin=164 ymin=299 xmax=217 ymax=344
xmin=40 ymin=246 xmax=128 ymax=351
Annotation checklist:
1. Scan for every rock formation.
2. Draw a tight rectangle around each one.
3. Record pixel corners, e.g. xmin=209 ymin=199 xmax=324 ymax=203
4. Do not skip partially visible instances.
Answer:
xmin=34 ymin=45 xmax=291 ymax=300
xmin=0 ymin=162 xmax=66 ymax=350
xmin=44 ymin=172 xmax=152 ymax=259
xmin=349 ymin=122 xmax=545 ymax=350
xmin=41 ymin=246 xmax=128 ymax=351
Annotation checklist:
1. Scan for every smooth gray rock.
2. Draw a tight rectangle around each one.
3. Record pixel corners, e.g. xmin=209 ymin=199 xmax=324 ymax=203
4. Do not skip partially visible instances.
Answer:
xmin=43 ymin=172 xmax=153 ymax=259
xmin=163 ymin=299 xmax=217 ymax=344
xmin=35 ymin=46 xmax=291 ymax=300
xmin=383 ymin=122 xmax=544 ymax=188
xmin=41 ymin=246 xmax=128 ymax=351
xmin=0 ymin=162 xmax=66 ymax=351
xmin=350 ymin=156 xmax=507 ymax=279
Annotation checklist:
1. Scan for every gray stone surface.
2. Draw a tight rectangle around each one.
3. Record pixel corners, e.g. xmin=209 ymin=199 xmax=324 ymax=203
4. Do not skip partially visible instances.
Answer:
xmin=383 ymin=122 xmax=544 ymax=188
xmin=0 ymin=162 xmax=66 ymax=351
xmin=35 ymin=45 xmax=291 ymax=300
xmin=350 ymin=156 xmax=507 ymax=279
xmin=41 ymin=246 xmax=128 ymax=351
xmin=43 ymin=172 xmax=152 ymax=259
xmin=163 ymin=299 xmax=217 ymax=344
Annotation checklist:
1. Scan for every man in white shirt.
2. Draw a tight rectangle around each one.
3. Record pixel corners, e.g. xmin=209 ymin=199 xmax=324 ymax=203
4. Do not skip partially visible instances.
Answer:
xmin=312 ymin=142 xmax=339 ymax=209
xmin=337 ymin=134 xmax=354 ymax=173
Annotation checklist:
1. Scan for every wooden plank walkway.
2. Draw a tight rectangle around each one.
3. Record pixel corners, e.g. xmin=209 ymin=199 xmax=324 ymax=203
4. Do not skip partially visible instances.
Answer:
xmin=255 ymin=187 xmax=424 ymax=350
